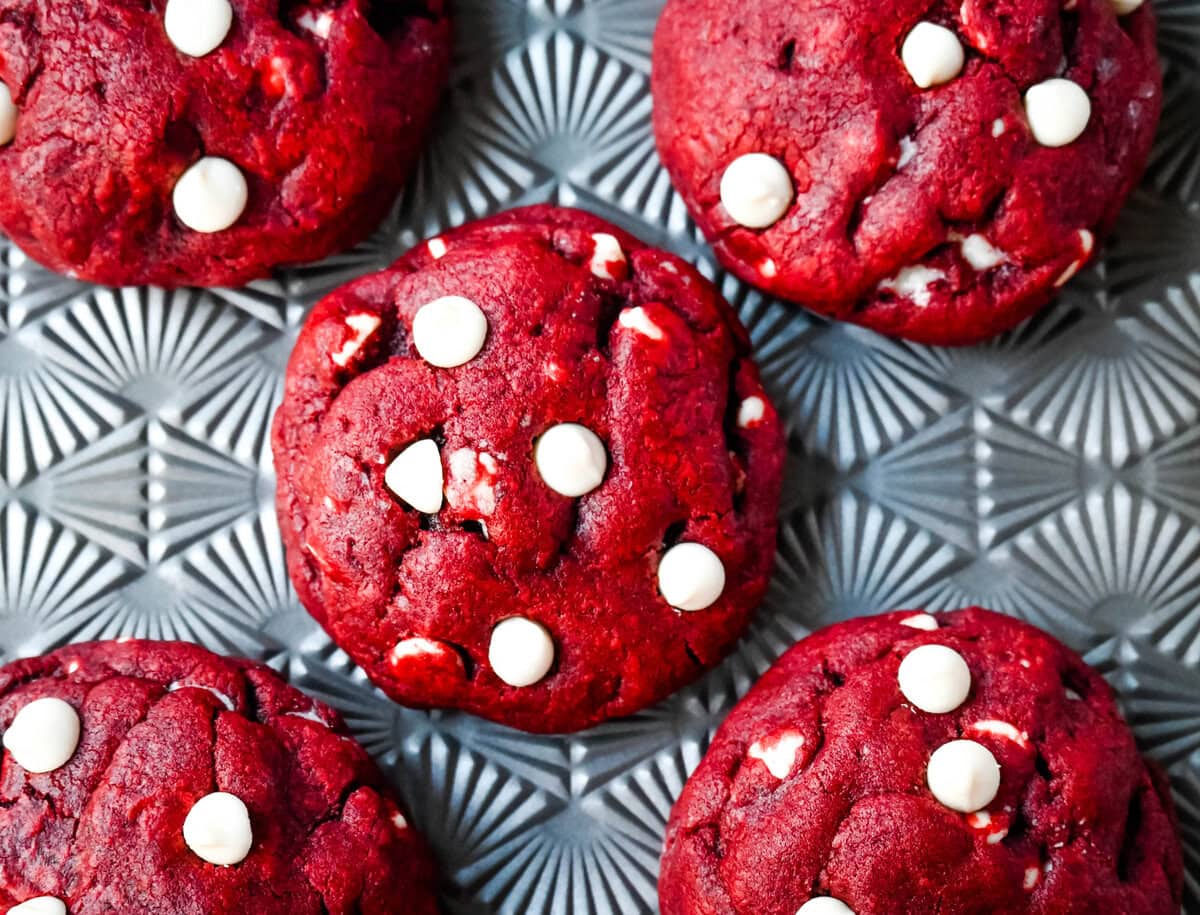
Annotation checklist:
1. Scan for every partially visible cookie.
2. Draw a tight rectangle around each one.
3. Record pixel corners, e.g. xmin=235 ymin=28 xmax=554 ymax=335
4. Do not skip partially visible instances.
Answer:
xmin=652 ymin=0 xmax=1161 ymax=345
xmin=272 ymin=205 xmax=786 ymax=733
xmin=660 ymin=608 xmax=1182 ymax=914
xmin=0 ymin=0 xmax=450 ymax=287
xmin=0 ymin=640 xmax=438 ymax=914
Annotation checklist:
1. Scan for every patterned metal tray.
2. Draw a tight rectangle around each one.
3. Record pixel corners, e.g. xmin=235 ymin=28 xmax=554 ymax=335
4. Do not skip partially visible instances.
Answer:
xmin=1 ymin=1 xmax=1199 ymax=911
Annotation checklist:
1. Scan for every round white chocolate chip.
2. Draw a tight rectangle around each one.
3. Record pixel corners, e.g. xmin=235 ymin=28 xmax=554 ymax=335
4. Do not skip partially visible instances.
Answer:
xmin=0 ymin=83 xmax=16 ymax=146
xmin=927 ymin=740 xmax=1001 ymax=813
xmin=796 ymin=899 xmax=855 ymax=915
xmin=535 ymin=423 xmax=608 ymax=498
xmin=901 ymin=22 xmax=965 ymax=89
xmin=658 ymin=542 xmax=726 ymax=612
xmin=1111 ymin=0 xmax=1144 ymax=13
xmin=173 ymin=157 xmax=248 ymax=233
xmin=720 ymin=153 xmax=793 ymax=229
xmin=385 ymin=439 xmax=444 ymax=514
xmin=488 ymin=617 xmax=555 ymax=687
xmin=164 ymin=0 xmax=233 ymax=57
xmin=1024 ymin=78 xmax=1091 ymax=148
xmin=8 ymin=898 xmax=66 ymax=915
xmin=412 ymin=296 xmax=488 ymax=368
xmin=3 ymin=697 xmax=80 ymax=774
xmin=900 ymin=613 xmax=939 ymax=631
xmin=898 ymin=644 xmax=972 ymax=714
xmin=183 ymin=791 xmax=253 ymax=865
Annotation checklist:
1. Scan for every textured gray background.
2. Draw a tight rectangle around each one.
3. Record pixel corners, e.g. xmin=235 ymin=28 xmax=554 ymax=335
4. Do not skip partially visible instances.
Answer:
xmin=1 ymin=1 xmax=1199 ymax=911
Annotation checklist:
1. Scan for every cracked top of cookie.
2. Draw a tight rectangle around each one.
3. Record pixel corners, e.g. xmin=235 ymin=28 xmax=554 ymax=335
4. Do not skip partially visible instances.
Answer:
xmin=272 ymin=205 xmax=787 ymax=733
xmin=659 ymin=608 xmax=1182 ymax=914
xmin=0 ymin=639 xmax=437 ymax=914
xmin=651 ymin=0 xmax=1161 ymax=345
xmin=0 ymin=0 xmax=449 ymax=288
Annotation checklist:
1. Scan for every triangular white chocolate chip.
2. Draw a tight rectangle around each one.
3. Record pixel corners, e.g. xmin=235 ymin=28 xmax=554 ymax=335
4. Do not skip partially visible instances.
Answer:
xmin=385 ymin=439 xmax=444 ymax=514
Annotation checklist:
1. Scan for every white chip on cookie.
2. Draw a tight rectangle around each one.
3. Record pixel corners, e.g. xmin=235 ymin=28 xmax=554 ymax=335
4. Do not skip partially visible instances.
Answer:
xmin=535 ymin=424 xmax=608 ymax=498
xmin=183 ymin=792 xmax=253 ymax=865
xmin=3 ymin=697 xmax=81 ymax=773
xmin=901 ymin=23 xmax=965 ymax=89
xmin=489 ymin=617 xmax=556 ymax=687
xmin=412 ymin=296 xmax=488 ymax=368
xmin=385 ymin=439 xmax=444 ymax=514
xmin=0 ymin=83 xmax=17 ymax=146
xmin=927 ymin=740 xmax=1001 ymax=813
xmin=658 ymin=542 xmax=726 ymax=611
xmin=1024 ymin=79 xmax=1091 ymax=147
xmin=720 ymin=153 xmax=793 ymax=229
xmin=898 ymin=644 xmax=972 ymax=714
xmin=173 ymin=157 xmax=248 ymax=233
xmin=165 ymin=0 xmax=234 ymax=58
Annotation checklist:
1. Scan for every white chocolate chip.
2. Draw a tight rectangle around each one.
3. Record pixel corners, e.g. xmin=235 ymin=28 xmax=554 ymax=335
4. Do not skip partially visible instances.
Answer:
xmin=901 ymin=22 xmax=965 ymax=89
xmin=617 ymin=306 xmax=665 ymax=341
xmin=3 ymin=697 xmax=81 ymax=774
xmin=391 ymin=811 xmax=408 ymax=830
xmin=1111 ymin=0 xmax=1144 ymax=13
xmin=167 ymin=682 xmax=236 ymax=711
xmin=658 ymin=542 xmax=726 ymax=612
xmin=737 ymin=396 xmax=766 ymax=429
xmin=173 ymin=157 xmax=248 ymax=233
xmin=747 ymin=731 xmax=805 ymax=780
xmin=796 ymin=899 xmax=855 ymax=915
xmin=1023 ymin=866 xmax=1040 ymax=890
xmin=285 ymin=707 xmax=327 ymax=725
xmin=535 ymin=424 xmax=608 ymax=498
xmin=8 ymin=898 xmax=66 ymax=915
xmin=927 ymin=740 xmax=1001 ymax=813
xmin=0 ymin=83 xmax=16 ymax=146
xmin=412 ymin=296 xmax=488 ymax=368
xmin=900 ymin=613 xmax=939 ymax=631
xmin=898 ymin=644 xmax=972 ymax=714
xmin=183 ymin=792 xmax=253 ymax=865
xmin=385 ymin=439 xmax=444 ymax=514
xmin=970 ymin=719 xmax=1030 ymax=749
xmin=331 ymin=313 xmax=381 ymax=368
xmin=446 ymin=448 xmax=498 ymax=516
xmin=897 ymin=136 xmax=917 ymax=169
xmin=1054 ymin=231 xmax=1095 ymax=288
xmin=390 ymin=637 xmax=450 ymax=663
xmin=878 ymin=265 xmax=946 ymax=307
xmin=488 ymin=617 xmax=555 ymax=687
xmin=960 ymin=234 xmax=1008 ymax=271
xmin=589 ymin=233 xmax=627 ymax=280
xmin=991 ymin=118 xmax=1007 ymax=138
xmin=759 ymin=258 xmax=779 ymax=278
xmin=296 ymin=9 xmax=333 ymax=38
xmin=427 ymin=238 xmax=448 ymax=259
xmin=164 ymin=0 xmax=234 ymax=58
xmin=1024 ymin=79 xmax=1091 ymax=147
xmin=720 ymin=153 xmax=794 ymax=229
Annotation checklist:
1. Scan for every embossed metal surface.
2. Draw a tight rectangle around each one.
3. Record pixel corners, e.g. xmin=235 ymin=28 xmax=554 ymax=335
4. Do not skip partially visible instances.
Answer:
xmin=1 ymin=2 xmax=1199 ymax=912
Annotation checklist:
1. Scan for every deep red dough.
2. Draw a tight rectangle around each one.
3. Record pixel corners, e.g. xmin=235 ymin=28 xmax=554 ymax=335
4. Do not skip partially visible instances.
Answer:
xmin=652 ymin=0 xmax=1161 ymax=345
xmin=0 ymin=0 xmax=449 ymax=288
xmin=0 ymin=640 xmax=438 ymax=914
xmin=272 ymin=205 xmax=787 ymax=734
xmin=660 ymin=608 xmax=1183 ymax=914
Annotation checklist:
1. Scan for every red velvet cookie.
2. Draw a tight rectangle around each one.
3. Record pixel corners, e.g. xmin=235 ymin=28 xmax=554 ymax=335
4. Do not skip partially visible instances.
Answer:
xmin=660 ymin=608 xmax=1182 ymax=914
xmin=272 ymin=205 xmax=786 ymax=733
xmin=0 ymin=0 xmax=449 ymax=288
xmin=0 ymin=640 xmax=438 ymax=914
xmin=652 ymin=0 xmax=1161 ymax=345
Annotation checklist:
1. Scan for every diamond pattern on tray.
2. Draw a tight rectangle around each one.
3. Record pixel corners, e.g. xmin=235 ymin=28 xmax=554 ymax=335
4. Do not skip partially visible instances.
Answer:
xmin=1 ymin=2 xmax=1198 ymax=912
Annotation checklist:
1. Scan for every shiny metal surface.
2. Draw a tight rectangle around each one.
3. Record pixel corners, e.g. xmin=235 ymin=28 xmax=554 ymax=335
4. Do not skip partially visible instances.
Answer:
xmin=1 ymin=2 xmax=1198 ymax=911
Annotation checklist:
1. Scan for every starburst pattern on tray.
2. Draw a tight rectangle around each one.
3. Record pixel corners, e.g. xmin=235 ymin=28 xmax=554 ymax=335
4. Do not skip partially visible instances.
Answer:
xmin=0 ymin=3 xmax=1197 ymax=913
